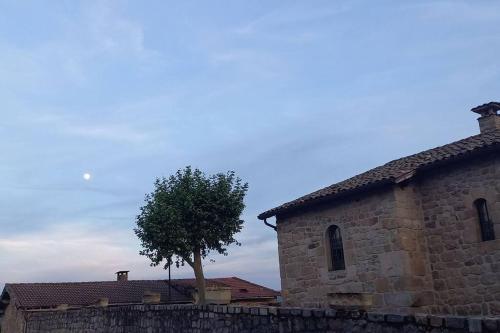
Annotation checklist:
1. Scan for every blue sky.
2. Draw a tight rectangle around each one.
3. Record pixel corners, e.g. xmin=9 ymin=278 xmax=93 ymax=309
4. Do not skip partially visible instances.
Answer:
xmin=0 ymin=0 xmax=499 ymax=290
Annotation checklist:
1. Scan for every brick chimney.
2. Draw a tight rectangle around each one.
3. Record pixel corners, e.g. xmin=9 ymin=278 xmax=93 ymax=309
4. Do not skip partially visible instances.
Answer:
xmin=471 ymin=102 xmax=500 ymax=133
xmin=116 ymin=271 xmax=129 ymax=282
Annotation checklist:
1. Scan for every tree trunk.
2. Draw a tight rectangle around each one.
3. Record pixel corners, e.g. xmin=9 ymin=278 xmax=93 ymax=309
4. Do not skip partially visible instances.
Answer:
xmin=193 ymin=248 xmax=206 ymax=305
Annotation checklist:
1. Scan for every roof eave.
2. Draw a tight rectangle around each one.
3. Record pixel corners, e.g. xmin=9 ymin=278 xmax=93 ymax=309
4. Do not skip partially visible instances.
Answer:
xmin=258 ymin=141 xmax=500 ymax=221
xmin=258 ymin=178 xmax=394 ymax=220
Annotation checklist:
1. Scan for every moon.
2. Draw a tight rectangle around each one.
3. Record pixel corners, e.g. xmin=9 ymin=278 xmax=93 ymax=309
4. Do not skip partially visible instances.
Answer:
xmin=83 ymin=173 xmax=92 ymax=181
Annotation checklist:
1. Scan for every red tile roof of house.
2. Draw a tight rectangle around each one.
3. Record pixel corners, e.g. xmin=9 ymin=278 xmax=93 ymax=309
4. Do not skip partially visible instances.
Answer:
xmin=2 ymin=280 xmax=191 ymax=309
xmin=258 ymin=130 xmax=500 ymax=220
xmin=172 ymin=277 xmax=280 ymax=301
xmin=1 ymin=277 xmax=279 ymax=309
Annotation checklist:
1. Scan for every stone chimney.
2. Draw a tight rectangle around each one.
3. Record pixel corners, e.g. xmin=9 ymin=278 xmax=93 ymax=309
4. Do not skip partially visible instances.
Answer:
xmin=116 ymin=270 xmax=129 ymax=282
xmin=471 ymin=102 xmax=500 ymax=133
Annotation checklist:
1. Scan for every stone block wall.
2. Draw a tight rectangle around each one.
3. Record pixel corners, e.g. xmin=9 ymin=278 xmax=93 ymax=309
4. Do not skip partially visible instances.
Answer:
xmin=419 ymin=154 xmax=500 ymax=316
xmin=17 ymin=304 xmax=500 ymax=333
xmin=277 ymin=188 xmax=398 ymax=310
xmin=277 ymin=186 xmax=433 ymax=313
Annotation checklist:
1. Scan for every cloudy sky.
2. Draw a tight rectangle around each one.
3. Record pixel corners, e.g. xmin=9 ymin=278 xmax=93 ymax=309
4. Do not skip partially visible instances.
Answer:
xmin=0 ymin=0 xmax=499 ymax=290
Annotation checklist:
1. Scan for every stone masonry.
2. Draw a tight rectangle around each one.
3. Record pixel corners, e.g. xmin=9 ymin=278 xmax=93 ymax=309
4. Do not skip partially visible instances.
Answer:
xmin=276 ymin=152 xmax=500 ymax=316
xmin=419 ymin=155 xmax=500 ymax=315
xmin=15 ymin=304 xmax=500 ymax=333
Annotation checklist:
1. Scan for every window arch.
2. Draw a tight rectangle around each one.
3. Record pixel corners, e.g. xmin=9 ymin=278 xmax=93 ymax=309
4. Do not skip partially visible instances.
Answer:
xmin=474 ymin=198 xmax=495 ymax=241
xmin=326 ymin=225 xmax=346 ymax=271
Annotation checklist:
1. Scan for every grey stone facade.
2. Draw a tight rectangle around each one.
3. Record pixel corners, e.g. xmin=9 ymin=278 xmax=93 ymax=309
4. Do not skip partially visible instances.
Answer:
xmin=12 ymin=304 xmax=500 ymax=333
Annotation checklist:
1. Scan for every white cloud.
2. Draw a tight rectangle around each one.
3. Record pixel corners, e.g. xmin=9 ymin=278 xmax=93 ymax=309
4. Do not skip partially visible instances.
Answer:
xmin=235 ymin=3 xmax=351 ymax=35
xmin=0 ymin=1 xmax=159 ymax=93
xmin=26 ymin=113 xmax=155 ymax=145
xmin=0 ymin=223 xmax=280 ymax=289
xmin=0 ymin=224 xmax=146 ymax=285
xmin=82 ymin=1 xmax=147 ymax=55
xmin=209 ymin=48 xmax=287 ymax=80
xmin=407 ymin=1 xmax=500 ymax=22
xmin=63 ymin=123 xmax=150 ymax=144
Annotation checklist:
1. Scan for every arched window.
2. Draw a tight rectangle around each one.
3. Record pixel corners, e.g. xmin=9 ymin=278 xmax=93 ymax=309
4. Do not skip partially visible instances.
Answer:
xmin=474 ymin=199 xmax=495 ymax=241
xmin=327 ymin=225 xmax=346 ymax=271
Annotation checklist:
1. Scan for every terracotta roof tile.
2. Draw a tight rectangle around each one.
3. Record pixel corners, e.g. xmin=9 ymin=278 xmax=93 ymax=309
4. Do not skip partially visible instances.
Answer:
xmin=258 ymin=130 xmax=500 ymax=220
xmin=3 ymin=280 xmax=190 ymax=309
xmin=212 ymin=277 xmax=280 ymax=300
xmin=2 ymin=277 xmax=279 ymax=309
xmin=172 ymin=277 xmax=280 ymax=300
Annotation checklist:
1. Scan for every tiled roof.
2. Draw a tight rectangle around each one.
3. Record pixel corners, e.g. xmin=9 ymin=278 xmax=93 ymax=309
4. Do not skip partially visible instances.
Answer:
xmin=213 ymin=277 xmax=280 ymax=300
xmin=173 ymin=277 xmax=280 ymax=300
xmin=1 ymin=277 xmax=279 ymax=309
xmin=3 ymin=280 xmax=191 ymax=309
xmin=258 ymin=130 xmax=500 ymax=220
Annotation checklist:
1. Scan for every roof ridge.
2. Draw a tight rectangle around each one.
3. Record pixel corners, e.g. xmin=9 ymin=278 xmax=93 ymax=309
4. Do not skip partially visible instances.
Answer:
xmin=4 ymin=280 xmax=178 ymax=287
xmin=384 ymin=132 xmax=486 ymax=164
xmin=7 ymin=276 xmax=254 ymax=284
xmin=2 ymin=277 xmax=280 ymax=309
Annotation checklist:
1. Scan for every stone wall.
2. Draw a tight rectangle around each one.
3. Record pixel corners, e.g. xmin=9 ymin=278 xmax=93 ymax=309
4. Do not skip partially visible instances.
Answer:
xmin=277 ymin=185 xmax=433 ymax=313
xmin=276 ymin=152 xmax=500 ymax=316
xmin=1 ymin=301 xmax=26 ymax=333
xmin=419 ymin=154 xmax=500 ymax=316
xmin=277 ymin=187 xmax=398 ymax=309
xmin=16 ymin=304 xmax=500 ymax=333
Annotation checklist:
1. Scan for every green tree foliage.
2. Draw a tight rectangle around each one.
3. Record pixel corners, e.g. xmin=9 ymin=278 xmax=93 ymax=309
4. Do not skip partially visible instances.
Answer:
xmin=135 ymin=166 xmax=248 ymax=304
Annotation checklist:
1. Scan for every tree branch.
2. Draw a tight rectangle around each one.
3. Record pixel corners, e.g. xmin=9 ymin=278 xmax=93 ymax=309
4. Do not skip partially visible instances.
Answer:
xmin=183 ymin=256 xmax=194 ymax=268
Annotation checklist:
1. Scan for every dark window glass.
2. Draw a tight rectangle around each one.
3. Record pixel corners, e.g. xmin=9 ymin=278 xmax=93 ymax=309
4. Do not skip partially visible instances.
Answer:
xmin=328 ymin=225 xmax=346 ymax=271
xmin=474 ymin=199 xmax=495 ymax=241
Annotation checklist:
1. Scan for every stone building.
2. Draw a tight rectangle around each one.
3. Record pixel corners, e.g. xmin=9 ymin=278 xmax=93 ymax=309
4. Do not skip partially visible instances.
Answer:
xmin=258 ymin=102 xmax=500 ymax=316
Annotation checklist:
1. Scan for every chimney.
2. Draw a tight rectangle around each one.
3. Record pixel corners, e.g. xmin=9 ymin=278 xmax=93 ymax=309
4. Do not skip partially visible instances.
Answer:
xmin=471 ymin=102 xmax=500 ymax=133
xmin=116 ymin=270 xmax=129 ymax=282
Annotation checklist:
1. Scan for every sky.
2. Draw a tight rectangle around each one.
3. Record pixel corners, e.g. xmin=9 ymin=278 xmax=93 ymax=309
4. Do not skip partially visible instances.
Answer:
xmin=0 ymin=0 xmax=500 ymax=290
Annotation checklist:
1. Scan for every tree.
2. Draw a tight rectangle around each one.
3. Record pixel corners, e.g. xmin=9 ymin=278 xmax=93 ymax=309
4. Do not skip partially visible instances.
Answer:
xmin=134 ymin=166 xmax=248 ymax=304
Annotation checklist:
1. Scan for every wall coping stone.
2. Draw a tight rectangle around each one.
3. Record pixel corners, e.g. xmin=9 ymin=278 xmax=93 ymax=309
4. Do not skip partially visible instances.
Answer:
xmin=482 ymin=318 xmax=498 ymax=331
xmin=445 ymin=316 xmax=466 ymax=329
xmin=385 ymin=314 xmax=406 ymax=324
xmin=367 ymin=313 xmax=385 ymax=322
xmin=259 ymin=308 xmax=268 ymax=316
xmin=429 ymin=315 xmax=444 ymax=327
xmin=325 ymin=309 xmax=337 ymax=317
xmin=350 ymin=310 xmax=362 ymax=319
xmin=313 ymin=309 xmax=325 ymax=318
xmin=469 ymin=317 xmax=483 ymax=333
xmin=20 ymin=303 xmax=500 ymax=333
